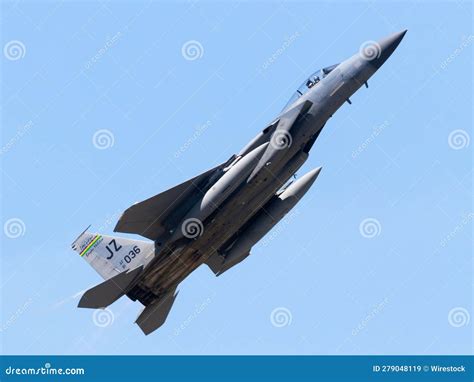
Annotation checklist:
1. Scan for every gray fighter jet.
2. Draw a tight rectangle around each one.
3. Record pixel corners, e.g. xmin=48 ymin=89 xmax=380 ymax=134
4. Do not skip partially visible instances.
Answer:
xmin=72 ymin=30 xmax=406 ymax=334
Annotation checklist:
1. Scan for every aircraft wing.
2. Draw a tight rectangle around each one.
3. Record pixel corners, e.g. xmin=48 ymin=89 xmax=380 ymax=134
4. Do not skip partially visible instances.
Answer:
xmin=114 ymin=161 xmax=227 ymax=240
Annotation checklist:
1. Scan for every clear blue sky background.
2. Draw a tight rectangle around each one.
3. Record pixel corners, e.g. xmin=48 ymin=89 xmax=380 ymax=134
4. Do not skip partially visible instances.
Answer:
xmin=1 ymin=0 xmax=472 ymax=355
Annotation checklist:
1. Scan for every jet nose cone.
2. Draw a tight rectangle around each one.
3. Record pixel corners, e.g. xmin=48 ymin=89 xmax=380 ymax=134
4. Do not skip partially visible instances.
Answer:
xmin=362 ymin=30 xmax=407 ymax=69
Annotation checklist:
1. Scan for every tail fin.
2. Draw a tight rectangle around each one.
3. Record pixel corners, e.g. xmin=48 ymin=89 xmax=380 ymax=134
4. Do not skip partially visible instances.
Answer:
xmin=71 ymin=227 xmax=155 ymax=280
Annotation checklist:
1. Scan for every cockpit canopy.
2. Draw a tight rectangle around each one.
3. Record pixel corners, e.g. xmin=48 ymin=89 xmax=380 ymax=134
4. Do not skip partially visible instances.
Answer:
xmin=283 ymin=63 xmax=339 ymax=111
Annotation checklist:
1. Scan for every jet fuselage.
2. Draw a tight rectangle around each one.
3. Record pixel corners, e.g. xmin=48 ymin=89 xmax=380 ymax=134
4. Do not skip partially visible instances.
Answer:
xmin=131 ymin=31 xmax=407 ymax=300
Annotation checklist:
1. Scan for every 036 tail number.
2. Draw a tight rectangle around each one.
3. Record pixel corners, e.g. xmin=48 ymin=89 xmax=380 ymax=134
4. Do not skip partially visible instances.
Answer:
xmin=123 ymin=245 xmax=141 ymax=264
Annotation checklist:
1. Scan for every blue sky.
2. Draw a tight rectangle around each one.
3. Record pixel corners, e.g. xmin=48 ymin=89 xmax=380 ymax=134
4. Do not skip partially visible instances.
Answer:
xmin=1 ymin=0 xmax=472 ymax=355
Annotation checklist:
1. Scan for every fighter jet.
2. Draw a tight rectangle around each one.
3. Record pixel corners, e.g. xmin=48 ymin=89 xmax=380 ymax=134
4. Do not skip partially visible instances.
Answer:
xmin=72 ymin=30 xmax=406 ymax=334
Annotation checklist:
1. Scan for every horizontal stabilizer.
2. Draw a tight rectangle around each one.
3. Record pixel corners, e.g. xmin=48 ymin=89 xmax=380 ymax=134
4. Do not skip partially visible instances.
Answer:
xmin=78 ymin=265 xmax=144 ymax=309
xmin=135 ymin=289 xmax=179 ymax=335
